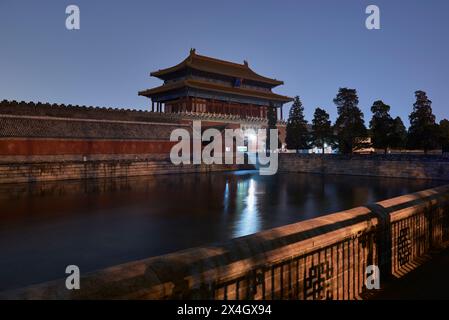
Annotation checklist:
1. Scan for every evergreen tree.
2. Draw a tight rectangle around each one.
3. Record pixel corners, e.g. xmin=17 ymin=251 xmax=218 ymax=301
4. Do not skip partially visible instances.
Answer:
xmin=369 ymin=100 xmax=393 ymax=154
xmin=439 ymin=119 xmax=449 ymax=153
xmin=333 ymin=88 xmax=368 ymax=154
xmin=265 ymin=104 xmax=277 ymax=152
xmin=311 ymin=107 xmax=333 ymax=154
xmin=285 ymin=96 xmax=310 ymax=150
xmin=407 ymin=90 xmax=438 ymax=154
xmin=389 ymin=117 xmax=407 ymax=150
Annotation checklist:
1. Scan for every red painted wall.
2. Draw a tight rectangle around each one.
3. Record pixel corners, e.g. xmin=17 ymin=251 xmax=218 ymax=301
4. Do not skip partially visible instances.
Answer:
xmin=0 ymin=139 xmax=176 ymax=155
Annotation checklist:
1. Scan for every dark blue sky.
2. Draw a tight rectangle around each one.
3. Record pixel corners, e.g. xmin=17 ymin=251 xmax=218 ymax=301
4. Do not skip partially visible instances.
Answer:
xmin=1 ymin=0 xmax=448 ymax=124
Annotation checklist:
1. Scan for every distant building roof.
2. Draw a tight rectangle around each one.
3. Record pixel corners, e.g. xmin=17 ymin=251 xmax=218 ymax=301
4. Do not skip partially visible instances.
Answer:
xmin=150 ymin=49 xmax=284 ymax=86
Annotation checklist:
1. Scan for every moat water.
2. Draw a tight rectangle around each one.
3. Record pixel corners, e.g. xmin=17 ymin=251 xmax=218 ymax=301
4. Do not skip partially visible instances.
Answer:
xmin=0 ymin=170 xmax=444 ymax=291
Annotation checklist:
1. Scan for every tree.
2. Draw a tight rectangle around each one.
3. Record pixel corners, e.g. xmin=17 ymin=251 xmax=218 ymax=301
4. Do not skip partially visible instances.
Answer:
xmin=439 ymin=119 xmax=449 ymax=153
xmin=311 ymin=107 xmax=333 ymax=154
xmin=285 ymin=96 xmax=310 ymax=150
xmin=407 ymin=90 xmax=438 ymax=154
xmin=333 ymin=88 xmax=368 ymax=154
xmin=369 ymin=100 xmax=393 ymax=154
xmin=265 ymin=104 xmax=277 ymax=152
xmin=389 ymin=117 xmax=407 ymax=150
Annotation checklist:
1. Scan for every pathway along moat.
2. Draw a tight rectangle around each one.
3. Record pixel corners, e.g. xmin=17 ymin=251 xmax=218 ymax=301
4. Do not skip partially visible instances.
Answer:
xmin=0 ymin=170 xmax=444 ymax=291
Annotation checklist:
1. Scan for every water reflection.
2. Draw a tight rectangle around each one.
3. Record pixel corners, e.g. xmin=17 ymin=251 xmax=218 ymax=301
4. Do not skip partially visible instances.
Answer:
xmin=0 ymin=171 xmax=444 ymax=290
xmin=234 ymin=178 xmax=261 ymax=237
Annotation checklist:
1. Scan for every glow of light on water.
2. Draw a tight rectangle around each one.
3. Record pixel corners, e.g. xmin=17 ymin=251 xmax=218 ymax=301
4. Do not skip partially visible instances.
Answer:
xmin=223 ymin=182 xmax=230 ymax=214
xmin=234 ymin=178 xmax=260 ymax=238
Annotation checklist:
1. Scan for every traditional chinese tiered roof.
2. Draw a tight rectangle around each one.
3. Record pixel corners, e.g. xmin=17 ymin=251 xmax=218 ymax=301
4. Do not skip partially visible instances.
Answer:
xmin=138 ymin=49 xmax=293 ymax=108
xmin=150 ymin=49 xmax=284 ymax=86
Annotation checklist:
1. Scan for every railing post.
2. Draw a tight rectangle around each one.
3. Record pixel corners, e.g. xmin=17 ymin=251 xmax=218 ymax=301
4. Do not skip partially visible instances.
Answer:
xmin=425 ymin=205 xmax=434 ymax=251
xmin=367 ymin=204 xmax=392 ymax=282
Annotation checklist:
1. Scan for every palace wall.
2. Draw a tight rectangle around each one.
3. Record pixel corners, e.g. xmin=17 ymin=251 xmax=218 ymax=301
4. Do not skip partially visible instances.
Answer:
xmin=3 ymin=185 xmax=449 ymax=299
xmin=0 ymin=100 xmax=263 ymax=183
xmin=279 ymin=153 xmax=449 ymax=180
xmin=0 ymin=100 xmax=187 ymax=164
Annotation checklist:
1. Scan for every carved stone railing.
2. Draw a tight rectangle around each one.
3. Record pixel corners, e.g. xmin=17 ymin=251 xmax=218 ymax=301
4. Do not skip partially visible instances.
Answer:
xmin=3 ymin=185 xmax=449 ymax=300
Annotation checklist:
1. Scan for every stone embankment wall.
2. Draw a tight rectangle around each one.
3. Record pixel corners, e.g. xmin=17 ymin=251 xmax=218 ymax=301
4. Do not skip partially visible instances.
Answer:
xmin=0 ymin=160 xmax=247 ymax=184
xmin=3 ymin=185 xmax=449 ymax=300
xmin=279 ymin=153 xmax=449 ymax=180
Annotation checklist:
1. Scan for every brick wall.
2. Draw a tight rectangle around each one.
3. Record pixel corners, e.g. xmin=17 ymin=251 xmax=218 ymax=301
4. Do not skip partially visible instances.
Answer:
xmin=0 ymin=139 xmax=176 ymax=164
xmin=0 ymin=99 xmax=181 ymax=123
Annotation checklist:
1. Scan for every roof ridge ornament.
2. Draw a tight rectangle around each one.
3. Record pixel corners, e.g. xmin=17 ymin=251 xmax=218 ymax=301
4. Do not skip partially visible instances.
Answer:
xmin=190 ymin=48 xmax=196 ymax=56
xmin=243 ymin=60 xmax=249 ymax=67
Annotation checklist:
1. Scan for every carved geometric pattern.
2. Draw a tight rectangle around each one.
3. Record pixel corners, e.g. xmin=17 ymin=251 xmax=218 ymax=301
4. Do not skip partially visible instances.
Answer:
xmin=397 ymin=227 xmax=411 ymax=266
xmin=304 ymin=261 xmax=333 ymax=300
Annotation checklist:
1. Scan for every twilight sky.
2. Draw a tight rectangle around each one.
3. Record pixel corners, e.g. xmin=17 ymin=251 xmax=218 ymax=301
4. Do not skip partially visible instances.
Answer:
xmin=0 ymin=0 xmax=448 ymax=124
